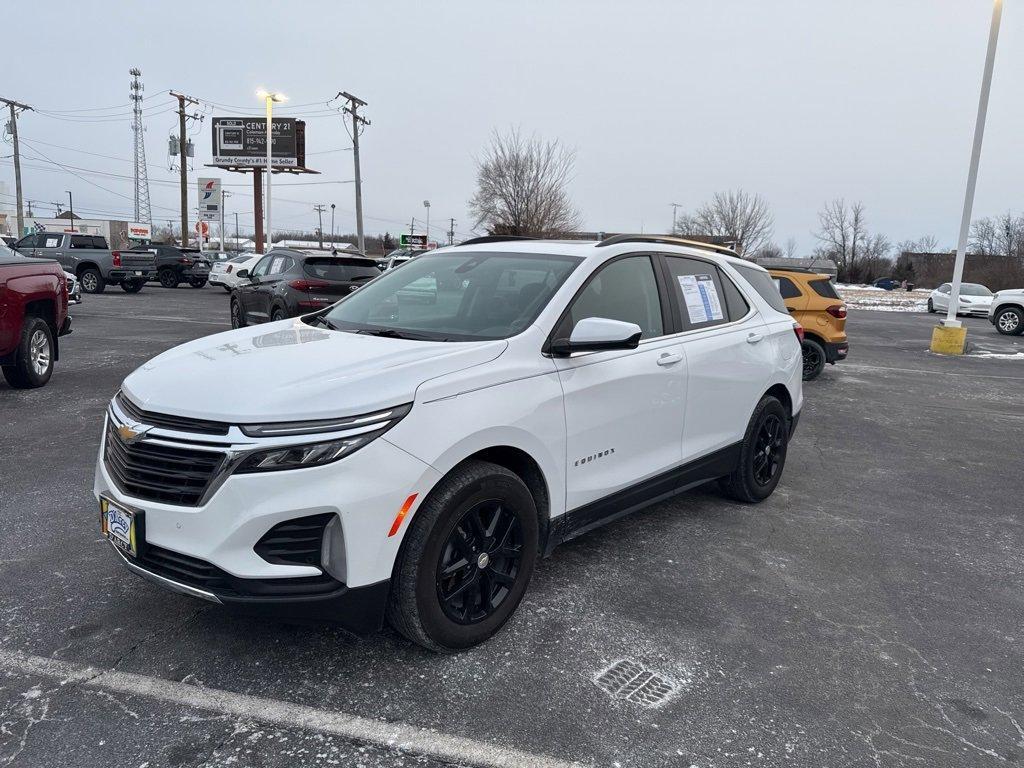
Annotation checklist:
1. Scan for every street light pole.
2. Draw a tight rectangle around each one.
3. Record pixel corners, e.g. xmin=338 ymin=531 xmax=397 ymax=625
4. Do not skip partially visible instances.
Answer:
xmin=330 ymin=203 xmax=336 ymax=249
xmin=934 ymin=0 xmax=1003 ymax=353
xmin=66 ymin=191 xmax=74 ymax=231
xmin=423 ymin=200 xmax=431 ymax=242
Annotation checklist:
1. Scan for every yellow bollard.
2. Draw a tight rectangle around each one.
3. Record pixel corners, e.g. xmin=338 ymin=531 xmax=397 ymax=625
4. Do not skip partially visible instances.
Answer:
xmin=930 ymin=324 xmax=968 ymax=355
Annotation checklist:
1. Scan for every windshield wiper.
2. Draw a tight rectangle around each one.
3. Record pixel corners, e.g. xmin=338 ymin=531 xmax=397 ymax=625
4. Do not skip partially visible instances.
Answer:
xmin=306 ymin=314 xmax=339 ymax=331
xmin=352 ymin=328 xmax=439 ymax=340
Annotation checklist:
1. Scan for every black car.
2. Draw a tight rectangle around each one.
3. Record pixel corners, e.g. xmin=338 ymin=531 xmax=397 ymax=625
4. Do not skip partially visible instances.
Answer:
xmin=230 ymin=249 xmax=381 ymax=327
xmin=132 ymin=245 xmax=212 ymax=289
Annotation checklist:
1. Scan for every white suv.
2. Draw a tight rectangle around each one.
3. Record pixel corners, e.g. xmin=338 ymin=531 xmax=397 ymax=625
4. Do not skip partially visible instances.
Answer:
xmin=95 ymin=235 xmax=803 ymax=651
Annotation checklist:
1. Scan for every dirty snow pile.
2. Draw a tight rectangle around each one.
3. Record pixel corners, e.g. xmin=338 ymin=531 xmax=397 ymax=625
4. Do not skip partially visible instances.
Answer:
xmin=835 ymin=284 xmax=929 ymax=313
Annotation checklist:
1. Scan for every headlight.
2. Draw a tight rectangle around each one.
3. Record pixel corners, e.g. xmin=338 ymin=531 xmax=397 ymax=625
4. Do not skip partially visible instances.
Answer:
xmin=236 ymin=431 xmax=383 ymax=474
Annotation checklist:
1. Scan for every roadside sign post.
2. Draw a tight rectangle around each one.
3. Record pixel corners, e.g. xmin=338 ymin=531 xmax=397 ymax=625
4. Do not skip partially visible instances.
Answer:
xmin=400 ymin=233 xmax=428 ymax=250
xmin=931 ymin=0 xmax=1003 ymax=355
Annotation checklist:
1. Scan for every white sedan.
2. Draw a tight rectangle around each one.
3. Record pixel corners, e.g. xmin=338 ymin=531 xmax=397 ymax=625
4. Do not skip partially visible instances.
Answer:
xmin=927 ymin=282 xmax=994 ymax=316
xmin=209 ymin=254 xmax=260 ymax=292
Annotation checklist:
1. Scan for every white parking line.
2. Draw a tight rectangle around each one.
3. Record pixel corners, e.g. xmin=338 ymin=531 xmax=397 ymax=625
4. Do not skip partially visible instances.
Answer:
xmin=79 ymin=311 xmax=224 ymax=325
xmin=0 ymin=649 xmax=586 ymax=768
xmin=843 ymin=362 xmax=1023 ymax=380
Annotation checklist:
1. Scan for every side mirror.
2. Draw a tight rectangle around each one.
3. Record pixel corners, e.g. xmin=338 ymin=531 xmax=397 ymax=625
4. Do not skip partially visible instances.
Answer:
xmin=549 ymin=317 xmax=643 ymax=357
xmin=236 ymin=269 xmax=249 ymax=279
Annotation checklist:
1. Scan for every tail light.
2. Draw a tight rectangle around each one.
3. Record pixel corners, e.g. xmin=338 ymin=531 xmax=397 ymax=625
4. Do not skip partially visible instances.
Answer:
xmin=111 ymin=251 xmax=121 ymax=267
xmin=793 ymin=323 xmax=805 ymax=342
xmin=178 ymin=257 xmax=193 ymax=265
xmin=289 ymin=279 xmax=332 ymax=291
xmin=226 ymin=265 xmax=233 ymax=274
xmin=825 ymin=304 xmax=847 ymax=319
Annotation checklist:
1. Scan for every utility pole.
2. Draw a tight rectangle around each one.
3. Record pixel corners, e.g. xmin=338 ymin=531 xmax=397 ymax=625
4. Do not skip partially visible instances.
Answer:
xmin=410 ymin=217 xmax=415 ymax=236
xmin=129 ymin=68 xmax=152 ymax=226
xmin=220 ymin=190 xmax=230 ymax=252
xmin=234 ymin=212 xmax=240 ymax=251
xmin=670 ymin=203 xmax=681 ymax=234
xmin=66 ymin=191 xmax=74 ymax=230
xmin=314 ymin=204 xmax=326 ymax=249
xmin=0 ymin=96 xmax=31 ymax=236
xmin=448 ymin=218 xmax=455 ymax=246
xmin=337 ymin=92 xmax=369 ymax=253
xmin=330 ymin=203 xmax=336 ymax=249
xmin=170 ymin=91 xmax=199 ymax=249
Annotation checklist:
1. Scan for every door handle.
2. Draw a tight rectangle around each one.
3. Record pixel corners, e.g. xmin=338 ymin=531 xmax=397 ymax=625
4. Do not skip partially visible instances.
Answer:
xmin=657 ymin=352 xmax=683 ymax=366
xmin=746 ymin=332 xmax=765 ymax=344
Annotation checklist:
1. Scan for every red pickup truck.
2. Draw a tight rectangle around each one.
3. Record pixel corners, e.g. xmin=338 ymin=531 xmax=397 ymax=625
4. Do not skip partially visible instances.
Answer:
xmin=0 ymin=250 xmax=72 ymax=388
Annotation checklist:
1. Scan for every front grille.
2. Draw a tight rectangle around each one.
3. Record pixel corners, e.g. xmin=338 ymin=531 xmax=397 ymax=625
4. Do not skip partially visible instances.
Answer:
xmin=255 ymin=514 xmax=334 ymax=566
xmin=116 ymin=391 xmax=230 ymax=436
xmin=104 ymin=424 xmax=224 ymax=506
xmin=132 ymin=543 xmax=341 ymax=598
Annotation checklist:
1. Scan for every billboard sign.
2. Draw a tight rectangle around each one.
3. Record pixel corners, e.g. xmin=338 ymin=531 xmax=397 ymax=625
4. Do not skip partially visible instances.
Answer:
xmin=211 ymin=117 xmax=301 ymax=167
xmin=198 ymin=177 xmax=221 ymax=221
xmin=400 ymin=233 xmax=428 ymax=249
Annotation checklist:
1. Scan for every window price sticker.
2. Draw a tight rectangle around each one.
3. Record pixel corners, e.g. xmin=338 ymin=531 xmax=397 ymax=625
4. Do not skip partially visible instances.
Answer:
xmin=678 ymin=274 xmax=724 ymax=324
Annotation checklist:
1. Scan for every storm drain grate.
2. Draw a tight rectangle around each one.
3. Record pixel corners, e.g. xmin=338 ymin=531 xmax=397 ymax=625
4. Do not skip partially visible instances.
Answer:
xmin=593 ymin=659 xmax=676 ymax=708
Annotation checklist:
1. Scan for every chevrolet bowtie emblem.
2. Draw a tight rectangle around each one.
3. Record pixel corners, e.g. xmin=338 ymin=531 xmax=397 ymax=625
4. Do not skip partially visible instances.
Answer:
xmin=116 ymin=423 xmax=150 ymax=445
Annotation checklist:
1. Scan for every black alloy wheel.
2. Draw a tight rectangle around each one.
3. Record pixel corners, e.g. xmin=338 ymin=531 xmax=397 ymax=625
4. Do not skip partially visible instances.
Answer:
xmin=230 ymin=299 xmax=245 ymax=328
xmin=159 ymin=269 xmax=180 ymax=289
xmin=801 ymin=338 xmax=826 ymax=381
xmin=271 ymin=308 xmax=286 ymax=322
xmin=752 ymin=413 xmax=786 ymax=487
xmin=436 ymin=500 xmax=523 ymax=625
xmin=121 ymin=280 xmax=144 ymax=293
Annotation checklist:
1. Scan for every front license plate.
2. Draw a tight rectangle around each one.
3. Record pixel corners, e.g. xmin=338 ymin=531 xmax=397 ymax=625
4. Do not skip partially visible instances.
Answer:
xmin=100 ymin=497 xmax=138 ymax=557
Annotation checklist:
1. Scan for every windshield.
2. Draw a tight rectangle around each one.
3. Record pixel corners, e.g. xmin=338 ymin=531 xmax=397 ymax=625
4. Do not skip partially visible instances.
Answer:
xmin=318 ymin=251 xmax=582 ymax=341
xmin=960 ymin=284 xmax=992 ymax=296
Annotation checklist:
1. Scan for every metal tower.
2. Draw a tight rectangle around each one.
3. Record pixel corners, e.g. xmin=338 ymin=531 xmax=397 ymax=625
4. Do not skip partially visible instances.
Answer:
xmin=129 ymin=68 xmax=152 ymax=225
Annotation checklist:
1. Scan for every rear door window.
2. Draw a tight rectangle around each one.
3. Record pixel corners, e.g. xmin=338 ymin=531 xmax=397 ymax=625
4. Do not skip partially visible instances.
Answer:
xmin=92 ymin=236 xmax=108 ymax=249
xmin=70 ymin=235 xmax=93 ymax=249
xmin=663 ymin=256 xmax=732 ymax=331
xmin=776 ymin=276 xmax=802 ymax=299
xmin=304 ymin=257 xmax=381 ymax=282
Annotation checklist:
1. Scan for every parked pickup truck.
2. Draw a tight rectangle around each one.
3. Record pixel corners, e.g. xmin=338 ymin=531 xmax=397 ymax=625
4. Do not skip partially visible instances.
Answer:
xmin=11 ymin=232 xmax=154 ymax=294
xmin=0 ymin=243 xmax=72 ymax=388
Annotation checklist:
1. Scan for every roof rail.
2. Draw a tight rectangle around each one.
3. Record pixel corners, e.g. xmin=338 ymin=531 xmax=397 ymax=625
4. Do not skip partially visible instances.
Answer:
xmin=595 ymin=234 xmax=739 ymax=257
xmin=458 ymin=235 xmax=538 ymax=246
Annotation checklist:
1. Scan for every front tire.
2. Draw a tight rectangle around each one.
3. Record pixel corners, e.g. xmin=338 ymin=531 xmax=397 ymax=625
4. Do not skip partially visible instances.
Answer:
xmin=387 ymin=460 xmax=538 ymax=652
xmin=720 ymin=396 xmax=789 ymax=504
xmin=188 ymin=277 xmax=208 ymax=288
xmin=2 ymin=317 xmax=54 ymax=389
xmin=158 ymin=269 xmax=180 ymax=289
xmin=271 ymin=307 xmax=287 ymax=322
xmin=230 ymin=298 xmax=246 ymax=329
xmin=79 ymin=268 xmax=105 ymax=294
xmin=927 ymin=298 xmax=935 ymax=313
xmin=120 ymin=280 xmax=144 ymax=293
xmin=801 ymin=338 xmax=826 ymax=381
xmin=995 ymin=307 xmax=1023 ymax=336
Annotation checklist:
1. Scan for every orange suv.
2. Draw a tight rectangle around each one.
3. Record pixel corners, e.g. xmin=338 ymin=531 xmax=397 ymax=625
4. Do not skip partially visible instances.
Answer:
xmin=768 ymin=269 xmax=848 ymax=380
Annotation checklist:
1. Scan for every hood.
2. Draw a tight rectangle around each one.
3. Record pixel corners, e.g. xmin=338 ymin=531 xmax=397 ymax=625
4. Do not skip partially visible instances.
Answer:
xmin=122 ymin=318 xmax=507 ymax=423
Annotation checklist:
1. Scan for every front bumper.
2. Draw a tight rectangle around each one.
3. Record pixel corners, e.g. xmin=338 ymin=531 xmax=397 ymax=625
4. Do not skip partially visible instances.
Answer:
xmin=107 ymin=541 xmax=390 ymax=632
xmin=94 ymin=406 xmax=440 ymax=629
xmin=824 ymin=340 xmax=849 ymax=364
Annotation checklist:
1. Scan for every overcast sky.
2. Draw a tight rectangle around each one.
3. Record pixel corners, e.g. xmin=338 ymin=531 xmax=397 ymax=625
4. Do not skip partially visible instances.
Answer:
xmin=3 ymin=0 xmax=1021 ymax=252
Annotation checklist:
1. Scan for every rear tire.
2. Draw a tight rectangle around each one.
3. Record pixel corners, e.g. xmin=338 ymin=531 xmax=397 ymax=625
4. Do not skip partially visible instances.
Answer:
xmin=230 ymin=298 xmax=246 ymax=329
xmin=271 ymin=308 xmax=286 ymax=322
xmin=995 ymin=307 xmax=1024 ymax=336
xmin=719 ymin=396 xmax=789 ymax=504
xmin=159 ymin=269 xmax=180 ymax=289
xmin=79 ymin=268 xmax=105 ymax=294
xmin=927 ymin=298 xmax=935 ymax=313
xmin=387 ymin=460 xmax=538 ymax=652
xmin=801 ymin=338 xmax=826 ymax=381
xmin=2 ymin=317 xmax=54 ymax=389
xmin=120 ymin=280 xmax=144 ymax=293
xmin=188 ymin=277 xmax=207 ymax=288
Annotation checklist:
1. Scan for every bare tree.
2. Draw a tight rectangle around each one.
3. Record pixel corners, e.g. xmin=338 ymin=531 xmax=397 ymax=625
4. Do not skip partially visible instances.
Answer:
xmin=468 ymin=129 xmax=582 ymax=237
xmin=814 ymin=199 xmax=874 ymax=280
xmin=784 ymin=237 xmax=798 ymax=259
xmin=754 ymin=243 xmax=784 ymax=259
xmin=969 ymin=212 xmax=1024 ymax=257
xmin=672 ymin=189 xmax=774 ymax=256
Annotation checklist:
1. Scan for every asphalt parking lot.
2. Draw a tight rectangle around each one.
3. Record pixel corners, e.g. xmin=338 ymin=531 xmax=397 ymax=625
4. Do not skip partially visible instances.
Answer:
xmin=2 ymin=287 xmax=1023 ymax=768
